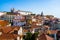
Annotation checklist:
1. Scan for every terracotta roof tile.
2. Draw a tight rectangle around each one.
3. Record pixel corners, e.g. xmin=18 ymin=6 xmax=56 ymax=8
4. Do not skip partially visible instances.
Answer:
xmin=2 ymin=27 xmax=13 ymax=33
xmin=23 ymin=29 xmax=28 ymax=32
xmin=0 ymin=20 xmax=9 ymax=26
xmin=38 ymin=33 xmax=54 ymax=40
xmin=10 ymin=26 xmax=20 ymax=33
xmin=47 ymin=30 xmax=58 ymax=34
xmin=0 ymin=33 xmax=17 ymax=39
xmin=0 ymin=26 xmax=20 ymax=33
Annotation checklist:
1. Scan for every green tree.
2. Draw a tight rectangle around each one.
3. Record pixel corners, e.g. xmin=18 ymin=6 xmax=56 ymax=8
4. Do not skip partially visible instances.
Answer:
xmin=31 ymin=32 xmax=39 ymax=40
xmin=25 ymin=32 xmax=32 ymax=40
xmin=24 ymin=32 xmax=39 ymax=40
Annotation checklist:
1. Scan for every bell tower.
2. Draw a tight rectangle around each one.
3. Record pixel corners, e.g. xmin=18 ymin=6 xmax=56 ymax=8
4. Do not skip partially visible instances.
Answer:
xmin=11 ymin=8 xmax=15 ymax=13
xmin=41 ymin=11 xmax=43 ymax=16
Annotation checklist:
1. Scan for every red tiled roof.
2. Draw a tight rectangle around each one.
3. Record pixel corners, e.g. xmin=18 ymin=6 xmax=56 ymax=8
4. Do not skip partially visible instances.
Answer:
xmin=38 ymin=33 xmax=54 ymax=40
xmin=47 ymin=30 xmax=58 ymax=34
xmin=10 ymin=26 xmax=20 ymax=33
xmin=2 ymin=27 xmax=13 ymax=33
xmin=0 ymin=26 xmax=20 ymax=33
xmin=0 ymin=20 xmax=9 ymax=26
xmin=0 ymin=33 xmax=18 ymax=39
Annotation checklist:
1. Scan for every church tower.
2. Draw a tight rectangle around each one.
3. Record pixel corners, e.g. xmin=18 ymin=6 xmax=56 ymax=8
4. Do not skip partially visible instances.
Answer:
xmin=11 ymin=8 xmax=15 ymax=13
xmin=41 ymin=11 xmax=43 ymax=16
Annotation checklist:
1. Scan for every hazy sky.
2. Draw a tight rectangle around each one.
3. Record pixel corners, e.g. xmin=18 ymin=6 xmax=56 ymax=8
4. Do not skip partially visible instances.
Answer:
xmin=0 ymin=0 xmax=60 ymax=18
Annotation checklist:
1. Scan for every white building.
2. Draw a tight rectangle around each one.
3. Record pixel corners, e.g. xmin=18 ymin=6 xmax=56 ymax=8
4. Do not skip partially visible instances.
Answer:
xmin=13 ymin=14 xmax=26 ymax=26
xmin=17 ymin=10 xmax=32 ymax=15
xmin=0 ymin=12 xmax=6 ymax=16
xmin=11 ymin=8 xmax=32 ymax=15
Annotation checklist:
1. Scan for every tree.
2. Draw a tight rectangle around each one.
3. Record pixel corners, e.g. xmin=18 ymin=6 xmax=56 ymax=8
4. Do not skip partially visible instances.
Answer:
xmin=25 ymin=32 xmax=32 ymax=40
xmin=31 ymin=32 xmax=39 ymax=40
xmin=24 ymin=32 xmax=39 ymax=40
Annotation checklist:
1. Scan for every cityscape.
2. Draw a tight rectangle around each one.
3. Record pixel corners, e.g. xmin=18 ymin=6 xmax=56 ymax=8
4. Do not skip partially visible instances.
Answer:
xmin=0 ymin=8 xmax=60 ymax=40
xmin=0 ymin=0 xmax=60 ymax=40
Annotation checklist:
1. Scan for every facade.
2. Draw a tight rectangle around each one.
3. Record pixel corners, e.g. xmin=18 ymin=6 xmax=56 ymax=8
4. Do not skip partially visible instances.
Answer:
xmin=0 ymin=9 xmax=60 ymax=40
xmin=13 ymin=14 xmax=26 ymax=26
xmin=11 ymin=8 xmax=32 ymax=15
xmin=4 ymin=14 xmax=15 ymax=22
xmin=0 ymin=20 xmax=11 ymax=26
xmin=17 ymin=10 xmax=32 ymax=15
xmin=0 ymin=14 xmax=16 ymax=22
xmin=0 ymin=12 xmax=6 ymax=16
xmin=37 ymin=33 xmax=54 ymax=40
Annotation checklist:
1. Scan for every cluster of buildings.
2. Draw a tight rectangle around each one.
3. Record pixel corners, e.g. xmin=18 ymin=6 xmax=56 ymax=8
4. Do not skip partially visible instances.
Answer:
xmin=0 ymin=8 xmax=60 ymax=40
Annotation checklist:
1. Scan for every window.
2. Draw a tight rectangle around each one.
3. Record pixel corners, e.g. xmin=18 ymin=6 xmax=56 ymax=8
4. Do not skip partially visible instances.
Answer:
xmin=14 ymin=30 xmax=18 ymax=34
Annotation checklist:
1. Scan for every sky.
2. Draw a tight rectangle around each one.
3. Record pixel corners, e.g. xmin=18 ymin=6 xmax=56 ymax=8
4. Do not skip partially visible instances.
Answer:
xmin=0 ymin=0 xmax=60 ymax=18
